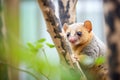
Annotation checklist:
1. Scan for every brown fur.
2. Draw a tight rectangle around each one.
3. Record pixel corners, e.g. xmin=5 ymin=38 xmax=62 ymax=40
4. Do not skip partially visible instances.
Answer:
xmin=63 ymin=20 xmax=93 ymax=55
xmin=62 ymin=20 xmax=109 ymax=80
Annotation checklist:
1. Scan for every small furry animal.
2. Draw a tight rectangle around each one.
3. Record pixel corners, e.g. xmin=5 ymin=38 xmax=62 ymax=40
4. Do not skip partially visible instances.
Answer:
xmin=62 ymin=20 xmax=108 ymax=80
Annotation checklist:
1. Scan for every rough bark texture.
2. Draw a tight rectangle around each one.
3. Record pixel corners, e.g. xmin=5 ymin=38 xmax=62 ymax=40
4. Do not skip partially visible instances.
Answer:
xmin=58 ymin=0 xmax=87 ymax=80
xmin=58 ymin=0 xmax=77 ymax=25
xmin=37 ymin=0 xmax=75 ymax=67
xmin=103 ymin=0 xmax=120 ymax=80
xmin=38 ymin=0 xmax=87 ymax=80
xmin=0 ymin=0 xmax=9 ymax=80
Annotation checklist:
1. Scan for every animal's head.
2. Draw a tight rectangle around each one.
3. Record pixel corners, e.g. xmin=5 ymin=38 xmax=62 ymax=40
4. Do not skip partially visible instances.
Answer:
xmin=62 ymin=20 xmax=93 ymax=46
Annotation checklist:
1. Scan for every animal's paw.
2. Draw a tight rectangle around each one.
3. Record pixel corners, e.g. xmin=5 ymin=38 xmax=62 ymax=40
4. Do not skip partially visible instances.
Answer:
xmin=71 ymin=54 xmax=79 ymax=63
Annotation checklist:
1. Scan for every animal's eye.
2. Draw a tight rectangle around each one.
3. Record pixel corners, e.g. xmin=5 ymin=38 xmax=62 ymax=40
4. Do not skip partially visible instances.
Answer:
xmin=67 ymin=32 xmax=70 ymax=37
xmin=76 ymin=31 xmax=82 ymax=36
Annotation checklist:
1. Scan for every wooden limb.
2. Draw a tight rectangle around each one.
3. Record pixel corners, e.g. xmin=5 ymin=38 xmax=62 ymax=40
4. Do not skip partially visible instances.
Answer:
xmin=37 ymin=0 xmax=74 ymax=67
xmin=103 ymin=0 xmax=120 ymax=80
xmin=38 ymin=0 xmax=87 ymax=80
xmin=58 ymin=0 xmax=78 ymax=25
xmin=58 ymin=0 xmax=87 ymax=80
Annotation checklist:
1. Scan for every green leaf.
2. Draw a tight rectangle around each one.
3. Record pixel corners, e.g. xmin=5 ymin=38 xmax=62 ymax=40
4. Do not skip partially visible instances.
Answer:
xmin=95 ymin=56 xmax=105 ymax=65
xmin=27 ymin=42 xmax=35 ymax=49
xmin=31 ymin=48 xmax=38 ymax=53
xmin=46 ymin=43 xmax=55 ymax=48
xmin=27 ymin=42 xmax=39 ymax=53
xmin=37 ymin=38 xmax=46 ymax=43
xmin=36 ymin=43 xmax=43 ymax=49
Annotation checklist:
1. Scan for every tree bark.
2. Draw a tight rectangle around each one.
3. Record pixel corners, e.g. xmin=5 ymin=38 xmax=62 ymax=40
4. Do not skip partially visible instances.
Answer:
xmin=58 ymin=0 xmax=77 ymax=25
xmin=0 ymin=0 xmax=9 ymax=80
xmin=103 ymin=0 xmax=120 ymax=80
xmin=58 ymin=0 xmax=87 ymax=80
xmin=38 ymin=0 xmax=73 ymax=66
xmin=38 ymin=0 xmax=87 ymax=80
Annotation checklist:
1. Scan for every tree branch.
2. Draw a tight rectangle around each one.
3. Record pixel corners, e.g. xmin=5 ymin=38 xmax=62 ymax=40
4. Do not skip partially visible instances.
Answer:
xmin=38 ymin=0 xmax=87 ymax=80
xmin=37 ymin=0 xmax=74 ymax=67
xmin=58 ymin=0 xmax=78 ymax=25
xmin=58 ymin=0 xmax=87 ymax=80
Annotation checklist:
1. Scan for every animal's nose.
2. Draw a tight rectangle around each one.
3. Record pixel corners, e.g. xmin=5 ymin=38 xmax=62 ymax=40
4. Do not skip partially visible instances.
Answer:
xmin=69 ymin=37 xmax=77 ymax=43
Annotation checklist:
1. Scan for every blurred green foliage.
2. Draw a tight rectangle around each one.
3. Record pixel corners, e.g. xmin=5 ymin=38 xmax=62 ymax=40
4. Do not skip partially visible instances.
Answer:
xmin=95 ymin=56 xmax=105 ymax=65
xmin=0 ymin=36 xmax=106 ymax=80
xmin=0 ymin=1 xmax=2 ymax=12
xmin=16 ymin=38 xmax=80 ymax=80
xmin=27 ymin=38 xmax=55 ymax=53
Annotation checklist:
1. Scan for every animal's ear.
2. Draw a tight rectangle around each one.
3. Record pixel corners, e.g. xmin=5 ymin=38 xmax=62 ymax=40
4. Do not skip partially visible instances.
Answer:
xmin=84 ymin=20 xmax=92 ymax=32
xmin=63 ymin=23 xmax=69 ymax=32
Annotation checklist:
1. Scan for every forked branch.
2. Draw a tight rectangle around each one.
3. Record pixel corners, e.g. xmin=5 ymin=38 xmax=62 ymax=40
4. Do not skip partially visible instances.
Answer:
xmin=37 ymin=0 xmax=87 ymax=80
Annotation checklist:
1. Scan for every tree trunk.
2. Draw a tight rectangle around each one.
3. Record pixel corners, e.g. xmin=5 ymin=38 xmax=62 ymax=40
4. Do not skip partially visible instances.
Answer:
xmin=58 ymin=0 xmax=77 ymax=25
xmin=58 ymin=0 xmax=87 ymax=80
xmin=58 ymin=0 xmax=78 ymax=67
xmin=0 ymin=0 xmax=9 ymax=80
xmin=38 ymin=0 xmax=87 ymax=80
xmin=103 ymin=0 xmax=120 ymax=80
xmin=38 ymin=0 xmax=73 ymax=66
